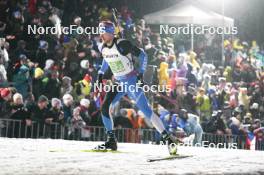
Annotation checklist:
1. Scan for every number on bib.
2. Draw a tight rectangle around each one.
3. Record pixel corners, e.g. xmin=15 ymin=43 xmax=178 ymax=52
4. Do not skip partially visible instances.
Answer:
xmin=108 ymin=60 xmax=125 ymax=73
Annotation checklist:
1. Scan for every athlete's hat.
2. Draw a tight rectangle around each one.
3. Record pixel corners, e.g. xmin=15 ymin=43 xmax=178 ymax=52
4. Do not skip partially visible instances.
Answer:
xmin=99 ymin=21 xmax=115 ymax=35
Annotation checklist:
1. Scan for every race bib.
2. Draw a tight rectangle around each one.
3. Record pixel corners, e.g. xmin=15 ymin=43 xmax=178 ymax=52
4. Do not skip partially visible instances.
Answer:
xmin=108 ymin=60 xmax=125 ymax=73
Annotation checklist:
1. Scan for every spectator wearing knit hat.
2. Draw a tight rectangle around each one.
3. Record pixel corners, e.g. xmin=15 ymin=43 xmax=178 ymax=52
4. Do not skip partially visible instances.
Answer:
xmin=196 ymin=88 xmax=211 ymax=122
xmin=73 ymin=74 xmax=92 ymax=101
xmin=0 ymin=88 xmax=12 ymax=101
xmin=48 ymin=98 xmax=64 ymax=124
xmin=68 ymin=106 xmax=86 ymax=140
xmin=253 ymin=119 xmax=264 ymax=150
xmin=3 ymin=92 xmax=30 ymax=137
xmin=32 ymin=67 xmax=44 ymax=100
xmin=0 ymin=64 xmax=7 ymax=86
xmin=0 ymin=88 xmax=13 ymax=118
xmin=44 ymin=59 xmax=55 ymax=76
xmin=35 ymin=40 xmax=50 ymax=68
xmin=60 ymin=76 xmax=73 ymax=97
xmin=10 ymin=93 xmax=30 ymax=121
xmin=12 ymin=54 xmax=30 ymax=98
xmin=27 ymin=95 xmax=49 ymax=123
xmin=79 ymin=98 xmax=91 ymax=125
xmin=9 ymin=93 xmax=31 ymax=133
xmin=42 ymin=70 xmax=61 ymax=99
xmin=62 ymin=94 xmax=73 ymax=123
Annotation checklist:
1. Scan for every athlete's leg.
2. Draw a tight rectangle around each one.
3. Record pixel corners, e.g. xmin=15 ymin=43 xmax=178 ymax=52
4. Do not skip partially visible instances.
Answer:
xmin=126 ymin=77 xmax=165 ymax=133
xmin=126 ymin=76 xmax=179 ymax=155
xmin=101 ymin=88 xmax=125 ymax=131
xmin=101 ymin=90 xmax=118 ymax=132
xmin=97 ymin=83 xmax=125 ymax=150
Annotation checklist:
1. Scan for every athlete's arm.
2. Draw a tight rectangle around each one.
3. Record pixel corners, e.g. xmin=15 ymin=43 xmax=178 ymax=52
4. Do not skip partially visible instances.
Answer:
xmin=97 ymin=41 xmax=109 ymax=75
xmin=117 ymin=40 xmax=148 ymax=74
xmin=97 ymin=59 xmax=108 ymax=84
xmin=98 ymin=59 xmax=109 ymax=75
xmin=97 ymin=39 xmax=109 ymax=83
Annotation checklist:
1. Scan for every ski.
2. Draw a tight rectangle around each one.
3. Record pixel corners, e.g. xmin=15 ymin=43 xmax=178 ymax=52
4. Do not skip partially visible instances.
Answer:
xmin=84 ymin=149 xmax=124 ymax=153
xmin=49 ymin=149 xmax=126 ymax=153
xmin=147 ymin=155 xmax=193 ymax=162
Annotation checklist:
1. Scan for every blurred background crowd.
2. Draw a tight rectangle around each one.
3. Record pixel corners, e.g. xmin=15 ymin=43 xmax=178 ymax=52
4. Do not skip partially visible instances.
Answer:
xmin=0 ymin=0 xmax=263 ymax=149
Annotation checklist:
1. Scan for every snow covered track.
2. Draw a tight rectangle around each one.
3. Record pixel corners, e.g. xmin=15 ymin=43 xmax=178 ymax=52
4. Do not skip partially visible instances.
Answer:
xmin=0 ymin=138 xmax=263 ymax=175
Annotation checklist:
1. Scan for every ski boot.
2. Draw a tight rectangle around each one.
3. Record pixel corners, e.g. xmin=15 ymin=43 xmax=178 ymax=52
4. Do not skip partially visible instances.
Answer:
xmin=161 ymin=131 xmax=179 ymax=155
xmin=94 ymin=131 xmax=117 ymax=151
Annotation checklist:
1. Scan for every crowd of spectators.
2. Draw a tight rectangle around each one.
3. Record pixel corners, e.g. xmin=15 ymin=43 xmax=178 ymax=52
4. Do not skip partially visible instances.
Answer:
xmin=0 ymin=0 xmax=263 ymax=149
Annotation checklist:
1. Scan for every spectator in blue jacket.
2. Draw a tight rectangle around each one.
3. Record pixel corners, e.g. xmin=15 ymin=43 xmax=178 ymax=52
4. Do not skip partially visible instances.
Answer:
xmin=178 ymin=109 xmax=203 ymax=146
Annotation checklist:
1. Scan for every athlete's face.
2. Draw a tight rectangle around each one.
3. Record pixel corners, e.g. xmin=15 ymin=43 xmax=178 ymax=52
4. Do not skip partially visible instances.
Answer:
xmin=100 ymin=32 xmax=114 ymax=44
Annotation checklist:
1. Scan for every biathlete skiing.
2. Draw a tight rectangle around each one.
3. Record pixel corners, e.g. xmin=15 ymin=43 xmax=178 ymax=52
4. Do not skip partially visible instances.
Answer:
xmin=94 ymin=21 xmax=178 ymax=155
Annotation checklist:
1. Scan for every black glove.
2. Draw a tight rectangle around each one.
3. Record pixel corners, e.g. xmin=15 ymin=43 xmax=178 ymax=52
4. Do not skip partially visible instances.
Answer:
xmin=97 ymin=74 xmax=103 ymax=85
xmin=136 ymin=73 xmax=144 ymax=87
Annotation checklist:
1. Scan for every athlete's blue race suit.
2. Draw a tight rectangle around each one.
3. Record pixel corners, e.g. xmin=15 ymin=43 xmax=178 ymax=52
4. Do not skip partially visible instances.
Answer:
xmin=98 ymin=38 xmax=165 ymax=134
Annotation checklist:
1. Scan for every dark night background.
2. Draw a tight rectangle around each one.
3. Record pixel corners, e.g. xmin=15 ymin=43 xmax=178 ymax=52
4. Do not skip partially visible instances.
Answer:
xmin=1 ymin=0 xmax=263 ymax=43
xmin=102 ymin=0 xmax=264 ymax=44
